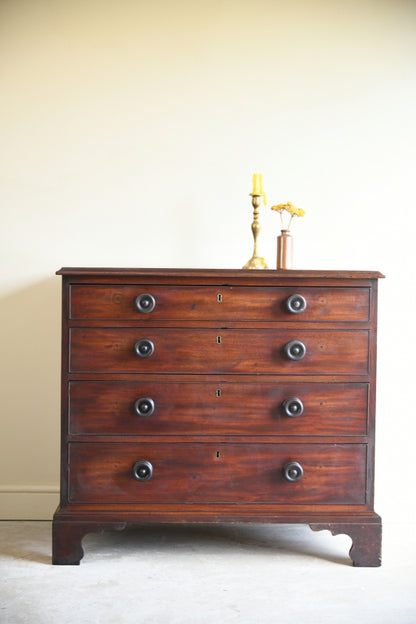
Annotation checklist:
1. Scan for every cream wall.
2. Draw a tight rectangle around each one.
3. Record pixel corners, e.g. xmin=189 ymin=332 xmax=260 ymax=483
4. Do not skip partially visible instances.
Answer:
xmin=1 ymin=0 xmax=415 ymax=520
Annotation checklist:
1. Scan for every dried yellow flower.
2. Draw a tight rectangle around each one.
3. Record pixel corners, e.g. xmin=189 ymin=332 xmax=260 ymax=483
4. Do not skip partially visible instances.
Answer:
xmin=270 ymin=201 xmax=305 ymax=230
xmin=271 ymin=203 xmax=288 ymax=212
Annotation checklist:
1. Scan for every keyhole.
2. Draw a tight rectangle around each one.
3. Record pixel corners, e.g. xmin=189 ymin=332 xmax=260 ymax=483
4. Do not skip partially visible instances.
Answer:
xmin=217 ymin=294 xmax=223 ymax=303
xmin=217 ymin=335 xmax=222 ymax=344
xmin=216 ymin=451 xmax=221 ymax=459
xmin=216 ymin=389 xmax=221 ymax=398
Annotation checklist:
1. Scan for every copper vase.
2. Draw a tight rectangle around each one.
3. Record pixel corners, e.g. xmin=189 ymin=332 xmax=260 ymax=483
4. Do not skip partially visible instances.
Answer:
xmin=277 ymin=229 xmax=293 ymax=269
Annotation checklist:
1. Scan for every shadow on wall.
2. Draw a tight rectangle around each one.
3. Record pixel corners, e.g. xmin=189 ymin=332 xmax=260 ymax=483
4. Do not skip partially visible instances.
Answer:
xmin=0 ymin=276 xmax=61 ymax=516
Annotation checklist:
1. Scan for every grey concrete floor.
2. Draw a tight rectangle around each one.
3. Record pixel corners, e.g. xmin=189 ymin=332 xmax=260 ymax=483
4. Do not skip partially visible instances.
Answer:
xmin=1 ymin=520 xmax=415 ymax=623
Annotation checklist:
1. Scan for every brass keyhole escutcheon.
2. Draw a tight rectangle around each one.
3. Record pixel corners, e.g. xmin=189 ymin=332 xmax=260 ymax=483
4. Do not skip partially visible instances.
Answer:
xmin=216 ymin=389 xmax=221 ymax=398
xmin=217 ymin=293 xmax=223 ymax=303
xmin=216 ymin=335 xmax=222 ymax=344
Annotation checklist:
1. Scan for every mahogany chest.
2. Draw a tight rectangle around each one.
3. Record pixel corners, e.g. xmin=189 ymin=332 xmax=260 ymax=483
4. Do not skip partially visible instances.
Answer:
xmin=52 ymin=268 xmax=383 ymax=565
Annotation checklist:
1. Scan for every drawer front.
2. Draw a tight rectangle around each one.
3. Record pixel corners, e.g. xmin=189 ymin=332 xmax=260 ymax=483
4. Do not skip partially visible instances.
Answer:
xmin=68 ymin=442 xmax=366 ymax=504
xmin=70 ymin=285 xmax=370 ymax=322
xmin=69 ymin=381 xmax=368 ymax=436
xmin=69 ymin=328 xmax=369 ymax=375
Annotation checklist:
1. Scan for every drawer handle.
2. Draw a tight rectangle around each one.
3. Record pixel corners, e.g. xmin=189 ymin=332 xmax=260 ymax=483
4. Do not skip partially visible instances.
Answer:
xmin=282 ymin=397 xmax=304 ymax=417
xmin=132 ymin=460 xmax=153 ymax=482
xmin=134 ymin=339 xmax=154 ymax=358
xmin=284 ymin=339 xmax=306 ymax=361
xmin=135 ymin=293 xmax=156 ymax=313
xmin=134 ymin=397 xmax=155 ymax=417
xmin=283 ymin=461 xmax=304 ymax=482
xmin=286 ymin=294 xmax=307 ymax=314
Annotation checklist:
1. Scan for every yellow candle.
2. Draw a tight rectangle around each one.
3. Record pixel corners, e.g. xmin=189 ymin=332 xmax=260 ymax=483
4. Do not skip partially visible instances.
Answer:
xmin=252 ymin=173 xmax=261 ymax=194
xmin=259 ymin=173 xmax=267 ymax=205
xmin=252 ymin=173 xmax=266 ymax=204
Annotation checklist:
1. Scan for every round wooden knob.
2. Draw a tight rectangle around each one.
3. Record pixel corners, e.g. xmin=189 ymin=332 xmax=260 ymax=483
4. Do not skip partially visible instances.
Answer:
xmin=135 ymin=293 xmax=156 ymax=313
xmin=134 ymin=397 xmax=155 ymax=417
xmin=132 ymin=460 xmax=153 ymax=481
xmin=284 ymin=340 xmax=306 ymax=361
xmin=134 ymin=339 xmax=154 ymax=358
xmin=282 ymin=397 xmax=304 ymax=417
xmin=286 ymin=294 xmax=307 ymax=314
xmin=283 ymin=461 xmax=303 ymax=482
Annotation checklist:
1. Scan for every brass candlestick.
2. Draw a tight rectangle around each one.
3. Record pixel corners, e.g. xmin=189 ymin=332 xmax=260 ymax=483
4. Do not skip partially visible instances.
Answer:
xmin=242 ymin=194 xmax=268 ymax=269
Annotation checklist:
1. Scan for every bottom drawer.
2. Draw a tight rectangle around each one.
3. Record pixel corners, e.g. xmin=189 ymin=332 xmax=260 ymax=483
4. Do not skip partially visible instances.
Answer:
xmin=68 ymin=443 xmax=366 ymax=505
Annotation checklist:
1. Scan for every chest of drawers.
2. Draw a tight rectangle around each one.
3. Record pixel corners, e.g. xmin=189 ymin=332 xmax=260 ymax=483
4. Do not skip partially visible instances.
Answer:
xmin=52 ymin=268 xmax=383 ymax=566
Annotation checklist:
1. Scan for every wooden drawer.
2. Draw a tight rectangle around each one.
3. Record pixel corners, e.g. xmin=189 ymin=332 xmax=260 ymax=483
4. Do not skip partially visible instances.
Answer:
xmin=69 ymin=380 xmax=368 ymax=436
xmin=69 ymin=285 xmax=370 ymax=322
xmin=69 ymin=328 xmax=369 ymax=375
xmin=68 ymin=442 xmax=366 ymax=505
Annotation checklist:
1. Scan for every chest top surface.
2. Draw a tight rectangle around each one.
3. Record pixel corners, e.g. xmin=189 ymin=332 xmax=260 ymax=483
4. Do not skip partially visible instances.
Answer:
xmin=57 ymin=268 xmax=384 ymax=280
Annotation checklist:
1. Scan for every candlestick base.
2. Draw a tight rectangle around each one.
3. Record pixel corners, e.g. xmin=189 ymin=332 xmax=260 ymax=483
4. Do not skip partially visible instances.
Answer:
xmin=243 ymin=255 xmax=268 ymax=270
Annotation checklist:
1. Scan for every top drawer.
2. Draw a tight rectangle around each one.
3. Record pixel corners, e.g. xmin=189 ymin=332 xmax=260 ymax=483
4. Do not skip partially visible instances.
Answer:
xmin=69 ymin=285 xmax=370 ymax=322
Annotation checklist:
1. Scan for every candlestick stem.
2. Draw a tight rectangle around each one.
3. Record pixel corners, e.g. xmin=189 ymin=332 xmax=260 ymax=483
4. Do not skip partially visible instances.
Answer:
xmin=242 ymin=194 xmax=268 ymax=269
